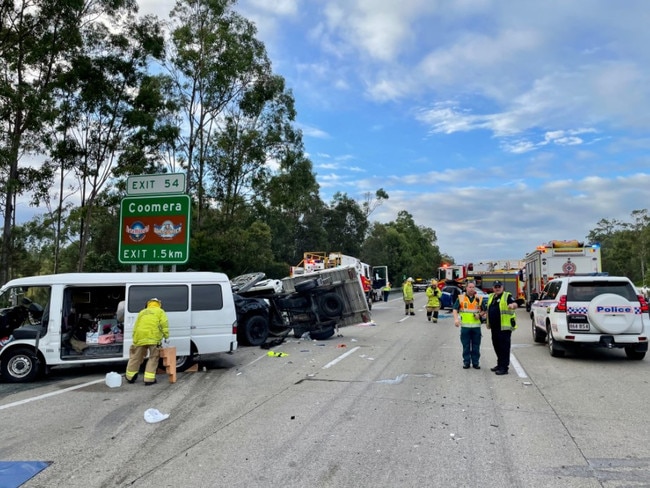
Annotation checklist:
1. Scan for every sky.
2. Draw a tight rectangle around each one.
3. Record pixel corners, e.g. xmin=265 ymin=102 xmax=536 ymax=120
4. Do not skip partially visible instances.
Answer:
xmin=119 ymin=1 xmax=650 ymax=263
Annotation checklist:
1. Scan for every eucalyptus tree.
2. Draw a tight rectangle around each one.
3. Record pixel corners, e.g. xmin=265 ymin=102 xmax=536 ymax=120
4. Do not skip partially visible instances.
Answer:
xmin=50 ymin=11 xmax=166 ymax=270
xmin=0 ymin=0 xmax=88 ymax=284
xmin=627 ymin=209 xmax=650 ymax=286
xmin=206 ymin=75 xmax=299 ymax=223
xmin=587 ymin=210 xmax=650 ymax=284
xmin=361 ymin=188 xmax=389 ymax=219
xmin=361 ymin=222 xmax=412 ymax=284
xmin=166 ymin=0 xmax=271 ymax=228
xmin=0 ymin=0 xmax=169 ymax=281
xmin=323 ymin=192 xmax=369 ymax=256
xmin=255 ymin=154 xmax=327 ymax=270
xmin=384 ymin=210 xmax=442 ymax=279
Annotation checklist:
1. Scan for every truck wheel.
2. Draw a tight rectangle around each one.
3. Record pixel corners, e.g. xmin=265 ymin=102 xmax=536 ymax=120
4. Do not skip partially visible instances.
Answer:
xmin=293 ymin=327 xmax=308 ymax=338
xmin=276 ymin=296 xmax=308 ymax=310
xmin=295 ymin=279 xmax=319 ymax=293
xmin=310 ymin=326 xmax=335 ymax=340
xmin=318 ymin=293 xmax=344 ymax=318
xmin=239 ymin=315 xmax=269 ymax=347
xmin=1 ymin=347 xmax=40 ymax=383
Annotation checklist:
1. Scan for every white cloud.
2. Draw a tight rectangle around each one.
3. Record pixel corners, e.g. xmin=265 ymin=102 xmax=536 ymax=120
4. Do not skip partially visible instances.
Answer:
xmin=296 ymin=123 xmax=330 ymax=139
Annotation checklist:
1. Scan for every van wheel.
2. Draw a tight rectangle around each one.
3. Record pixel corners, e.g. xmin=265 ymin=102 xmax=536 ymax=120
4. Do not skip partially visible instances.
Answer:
xmin=1 ymin=347 xmax=40 ymax=383
xmin=239 ymin=315 xmax=269 ymax=347
xmin=169 ymin=354 xmax=197 ymax=373
xmin=318 ymin=293 xmax=344 ymax=318
xmin=160 ymin=350 xmax=197 ymax=373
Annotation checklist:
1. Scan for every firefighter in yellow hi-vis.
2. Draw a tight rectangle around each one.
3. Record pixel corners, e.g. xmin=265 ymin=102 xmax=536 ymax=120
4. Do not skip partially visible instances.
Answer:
xmin=125 ymin=298 xmax=169 ymax=386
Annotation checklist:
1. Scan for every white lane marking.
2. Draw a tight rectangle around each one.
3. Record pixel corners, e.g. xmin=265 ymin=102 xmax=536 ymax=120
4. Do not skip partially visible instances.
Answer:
xmin=0 ymin=378 xmax=106 ymax=411
xmin=510 ymin=353 xmax=528 ymax=378
xmin=322 ymin=346 xmax=360 ymax=369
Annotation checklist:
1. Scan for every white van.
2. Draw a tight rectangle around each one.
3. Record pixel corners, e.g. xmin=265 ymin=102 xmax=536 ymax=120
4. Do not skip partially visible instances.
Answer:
xmin=0 ymin=272 xmax=237 ymax=383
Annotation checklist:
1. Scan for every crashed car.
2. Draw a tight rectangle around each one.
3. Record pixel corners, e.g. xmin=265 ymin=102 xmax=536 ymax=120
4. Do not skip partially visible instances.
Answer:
xmin=231 ymin=268 xmax=370 ymax=347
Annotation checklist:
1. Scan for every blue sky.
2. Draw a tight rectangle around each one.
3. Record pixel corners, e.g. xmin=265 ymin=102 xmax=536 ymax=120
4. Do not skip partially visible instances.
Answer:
xmin=145 ymin=1 xmax=649 ymax=263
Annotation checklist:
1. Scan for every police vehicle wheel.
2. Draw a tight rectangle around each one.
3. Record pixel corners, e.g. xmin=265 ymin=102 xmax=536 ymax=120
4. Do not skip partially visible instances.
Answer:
xmin=547 ymin=327 xmax=565 ymax=358
xmin=532 ymin=317 xmax=546 ymax=343
xmin=625 ymin=346 xmax=646 ymax=360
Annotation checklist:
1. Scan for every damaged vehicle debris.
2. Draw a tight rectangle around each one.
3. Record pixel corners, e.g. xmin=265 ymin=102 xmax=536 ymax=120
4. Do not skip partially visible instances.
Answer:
xmin=232 ymin=267 xmax=371 ymax=347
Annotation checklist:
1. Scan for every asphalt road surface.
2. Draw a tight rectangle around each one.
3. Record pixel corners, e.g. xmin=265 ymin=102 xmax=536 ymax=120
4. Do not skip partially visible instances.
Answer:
xmin=2 ymin=294 xmax=650 ymax=487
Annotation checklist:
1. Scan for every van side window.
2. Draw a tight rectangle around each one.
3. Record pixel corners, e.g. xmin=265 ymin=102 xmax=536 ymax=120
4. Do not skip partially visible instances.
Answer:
xmin=128 ymin=285 xmax=189 ymax=312
xmin=192 ymin=284 xmax=224 ymax=311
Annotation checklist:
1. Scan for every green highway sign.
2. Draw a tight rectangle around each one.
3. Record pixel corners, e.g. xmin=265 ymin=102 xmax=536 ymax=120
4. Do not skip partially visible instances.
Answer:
xmin=119 ymin=195 xmax=191 ymax=264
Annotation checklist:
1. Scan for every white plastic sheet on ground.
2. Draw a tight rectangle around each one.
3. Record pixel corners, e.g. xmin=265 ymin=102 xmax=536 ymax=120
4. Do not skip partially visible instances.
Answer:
xmin=144 ymin=408 xmax=170 ymax=423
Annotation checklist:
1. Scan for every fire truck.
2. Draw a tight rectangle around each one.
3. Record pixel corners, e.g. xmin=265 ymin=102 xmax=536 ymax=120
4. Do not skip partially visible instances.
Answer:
xmin=522 ymin=240 xmax=602 ymax=310
xmin=437 ymin=261 xmax=524 ymax=287
xmin=470 ymin=272 xmax=525 ymax=305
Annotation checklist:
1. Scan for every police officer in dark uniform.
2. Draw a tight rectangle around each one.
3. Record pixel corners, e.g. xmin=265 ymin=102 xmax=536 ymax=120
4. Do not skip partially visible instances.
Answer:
xmin=482 ymin=280 xmax=518 ymax=375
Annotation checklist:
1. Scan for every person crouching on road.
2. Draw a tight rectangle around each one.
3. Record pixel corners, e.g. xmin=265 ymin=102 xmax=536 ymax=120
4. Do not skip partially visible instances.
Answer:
xmin=403 ymin=277 xmax=415 ymax=315
xmin=484 ymin=280 xmax=518 ymax=375
xmin=452 ymin=282 xmax=482 ymax=369
xmin=125 ymin=298 xmax=169 ymax=386
xmin=425 ymin=279 xmax=442 ymax=322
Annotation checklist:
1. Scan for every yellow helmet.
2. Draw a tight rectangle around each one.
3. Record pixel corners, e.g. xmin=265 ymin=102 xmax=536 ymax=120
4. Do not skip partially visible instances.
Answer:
xmin=147 ymin=298 xmax=162 ymax=307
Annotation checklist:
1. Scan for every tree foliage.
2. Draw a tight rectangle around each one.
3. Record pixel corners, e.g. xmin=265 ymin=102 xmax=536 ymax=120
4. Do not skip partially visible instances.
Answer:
xmin=587 ymin=209 xmax=650 ymax=285
xmin=7 ymin=0 xmax=646 ymax=293
xmin=361 ymin=210 xmax=442 ymax=286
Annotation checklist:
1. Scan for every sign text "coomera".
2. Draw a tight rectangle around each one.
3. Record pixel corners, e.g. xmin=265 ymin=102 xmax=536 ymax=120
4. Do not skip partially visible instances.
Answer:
xmin=128 ymin=201 xmax=183 ymax=214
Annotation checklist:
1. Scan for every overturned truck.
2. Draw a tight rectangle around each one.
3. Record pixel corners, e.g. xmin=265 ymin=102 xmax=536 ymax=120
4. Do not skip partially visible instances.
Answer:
xmin=232 ymin=266 xmax=371 ymax=346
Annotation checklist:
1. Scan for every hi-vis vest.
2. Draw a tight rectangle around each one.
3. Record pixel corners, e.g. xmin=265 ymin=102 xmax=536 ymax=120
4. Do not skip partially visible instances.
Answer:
xmin=458 ymin=294 xmax=481 ymax=327
xmin=487 ymin=292 xmax=517 ymax=331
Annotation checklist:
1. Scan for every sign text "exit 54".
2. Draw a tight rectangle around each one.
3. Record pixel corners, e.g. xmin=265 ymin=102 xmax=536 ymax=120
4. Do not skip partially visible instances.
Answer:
xmin=126 ymin=174 xmax=186 ymax=196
